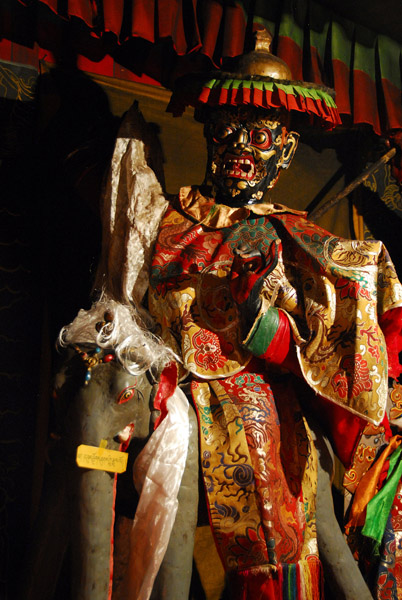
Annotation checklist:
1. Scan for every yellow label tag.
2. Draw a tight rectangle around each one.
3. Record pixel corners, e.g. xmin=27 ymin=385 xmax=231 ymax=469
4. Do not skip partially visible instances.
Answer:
xmin=76 ymin=444 xmax=128 ymax=473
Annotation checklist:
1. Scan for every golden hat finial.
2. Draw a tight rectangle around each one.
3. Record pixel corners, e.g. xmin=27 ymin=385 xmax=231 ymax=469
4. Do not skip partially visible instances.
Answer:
xmin=234 ymin=27 xmax=293 ymax=80
xmin=254 ymin=28 xmax=273 ymax=53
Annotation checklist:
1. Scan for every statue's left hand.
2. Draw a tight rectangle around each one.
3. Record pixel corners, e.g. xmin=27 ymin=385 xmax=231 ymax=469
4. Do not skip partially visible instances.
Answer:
xmin=230 ymin=241 xmax=279 ymax=331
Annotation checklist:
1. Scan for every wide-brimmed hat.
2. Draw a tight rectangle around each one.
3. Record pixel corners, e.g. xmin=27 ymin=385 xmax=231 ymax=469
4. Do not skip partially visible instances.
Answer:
xmin=167 ymin=29 xmax=341 ymax=130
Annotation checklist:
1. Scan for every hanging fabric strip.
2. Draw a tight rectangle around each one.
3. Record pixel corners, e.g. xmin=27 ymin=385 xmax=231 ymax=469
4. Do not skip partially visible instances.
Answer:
xmin=120 ymin=386 xmax=190 ymax=600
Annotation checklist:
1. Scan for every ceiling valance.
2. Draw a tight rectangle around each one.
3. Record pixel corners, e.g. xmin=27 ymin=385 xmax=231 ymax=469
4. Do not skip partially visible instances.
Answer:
xmin=5 ymin=0 xmax=402 ymax=135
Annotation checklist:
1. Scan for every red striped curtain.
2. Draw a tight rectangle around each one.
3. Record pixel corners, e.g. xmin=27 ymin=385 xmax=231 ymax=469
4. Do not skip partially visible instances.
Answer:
xmin=7 ymin=0 xmax=402 ymax=134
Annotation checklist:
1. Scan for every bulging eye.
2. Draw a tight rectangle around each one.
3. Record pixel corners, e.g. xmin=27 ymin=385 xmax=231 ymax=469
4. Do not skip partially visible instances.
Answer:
xmin=117 ymin=385 xmax=137 ymax=404
xmin=251 ymin=129 xmax=272 ymax=149
xmin=213 ymin=125 xmax=234 ymax=144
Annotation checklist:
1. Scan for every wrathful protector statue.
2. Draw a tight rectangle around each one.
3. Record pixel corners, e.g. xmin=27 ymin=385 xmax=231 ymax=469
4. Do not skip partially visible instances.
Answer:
xmin=27 ymin=28 xmax=402 ymax=600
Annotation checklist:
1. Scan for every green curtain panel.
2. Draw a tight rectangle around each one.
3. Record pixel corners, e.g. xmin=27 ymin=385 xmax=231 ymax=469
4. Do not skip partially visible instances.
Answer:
xmin=1 ymin=0 xmax=402 ymax=134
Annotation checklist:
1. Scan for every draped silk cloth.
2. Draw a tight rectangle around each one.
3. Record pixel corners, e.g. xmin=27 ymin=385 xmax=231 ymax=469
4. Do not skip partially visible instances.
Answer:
xmin=148 ymin=187 xmax=402 ymax=597
xmin=121 ymin=384 xmax=191 ymax=600
xmin=192 ymin=374 xmax=321 ymax=599
xmin=149 ymin=187 xmax=402 ymax=425
xmin=94 ymin=104 xmax=168 ymax=307
xmin=149 ymin=188 xmax=322 ymax=598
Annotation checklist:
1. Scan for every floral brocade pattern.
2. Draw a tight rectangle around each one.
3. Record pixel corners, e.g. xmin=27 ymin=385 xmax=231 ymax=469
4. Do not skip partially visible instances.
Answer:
xmin=192 ymin=373 xmax=318 ymax=572
xmin=389 ymin=381 xmax=402 ymax=429
xmin=149 ymin=189 xmax=402 ymax=424
xmin=343 ymin=422 xmax=388 ymax=494
xmin=148 ymin=188 xmax=402 ymax=594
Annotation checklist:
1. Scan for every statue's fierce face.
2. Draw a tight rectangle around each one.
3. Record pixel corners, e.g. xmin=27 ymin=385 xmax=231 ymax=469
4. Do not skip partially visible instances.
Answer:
xmin=204 ymin=108 xmax=299 ymax=206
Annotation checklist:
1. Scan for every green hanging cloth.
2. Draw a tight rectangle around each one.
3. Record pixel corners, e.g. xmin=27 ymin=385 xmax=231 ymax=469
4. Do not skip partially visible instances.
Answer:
xmin=362 ymin=445 xmax=402 ymax=545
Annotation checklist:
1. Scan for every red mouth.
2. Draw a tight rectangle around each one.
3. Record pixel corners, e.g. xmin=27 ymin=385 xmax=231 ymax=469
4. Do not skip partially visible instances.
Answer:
xmin=221 ymin=154 xmax=256 ymax=180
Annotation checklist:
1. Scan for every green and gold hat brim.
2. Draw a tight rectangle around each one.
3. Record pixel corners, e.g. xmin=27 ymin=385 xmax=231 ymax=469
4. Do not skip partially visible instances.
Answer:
xmin=167 ymin=72 xmax=341 ymax=129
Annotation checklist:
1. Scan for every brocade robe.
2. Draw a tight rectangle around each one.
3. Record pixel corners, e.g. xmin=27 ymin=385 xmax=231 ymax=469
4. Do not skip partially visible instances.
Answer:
xmin=148 ymin=187 xmax=402 ymax=600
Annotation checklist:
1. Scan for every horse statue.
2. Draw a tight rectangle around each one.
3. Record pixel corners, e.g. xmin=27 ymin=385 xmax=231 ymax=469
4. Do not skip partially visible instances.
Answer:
xmin=21 ymin=296 xmax=199 ymax=600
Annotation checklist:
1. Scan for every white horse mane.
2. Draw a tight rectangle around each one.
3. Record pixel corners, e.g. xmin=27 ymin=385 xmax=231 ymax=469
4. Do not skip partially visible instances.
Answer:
xmin=58 ymin=295 xmax=176 ymax=376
